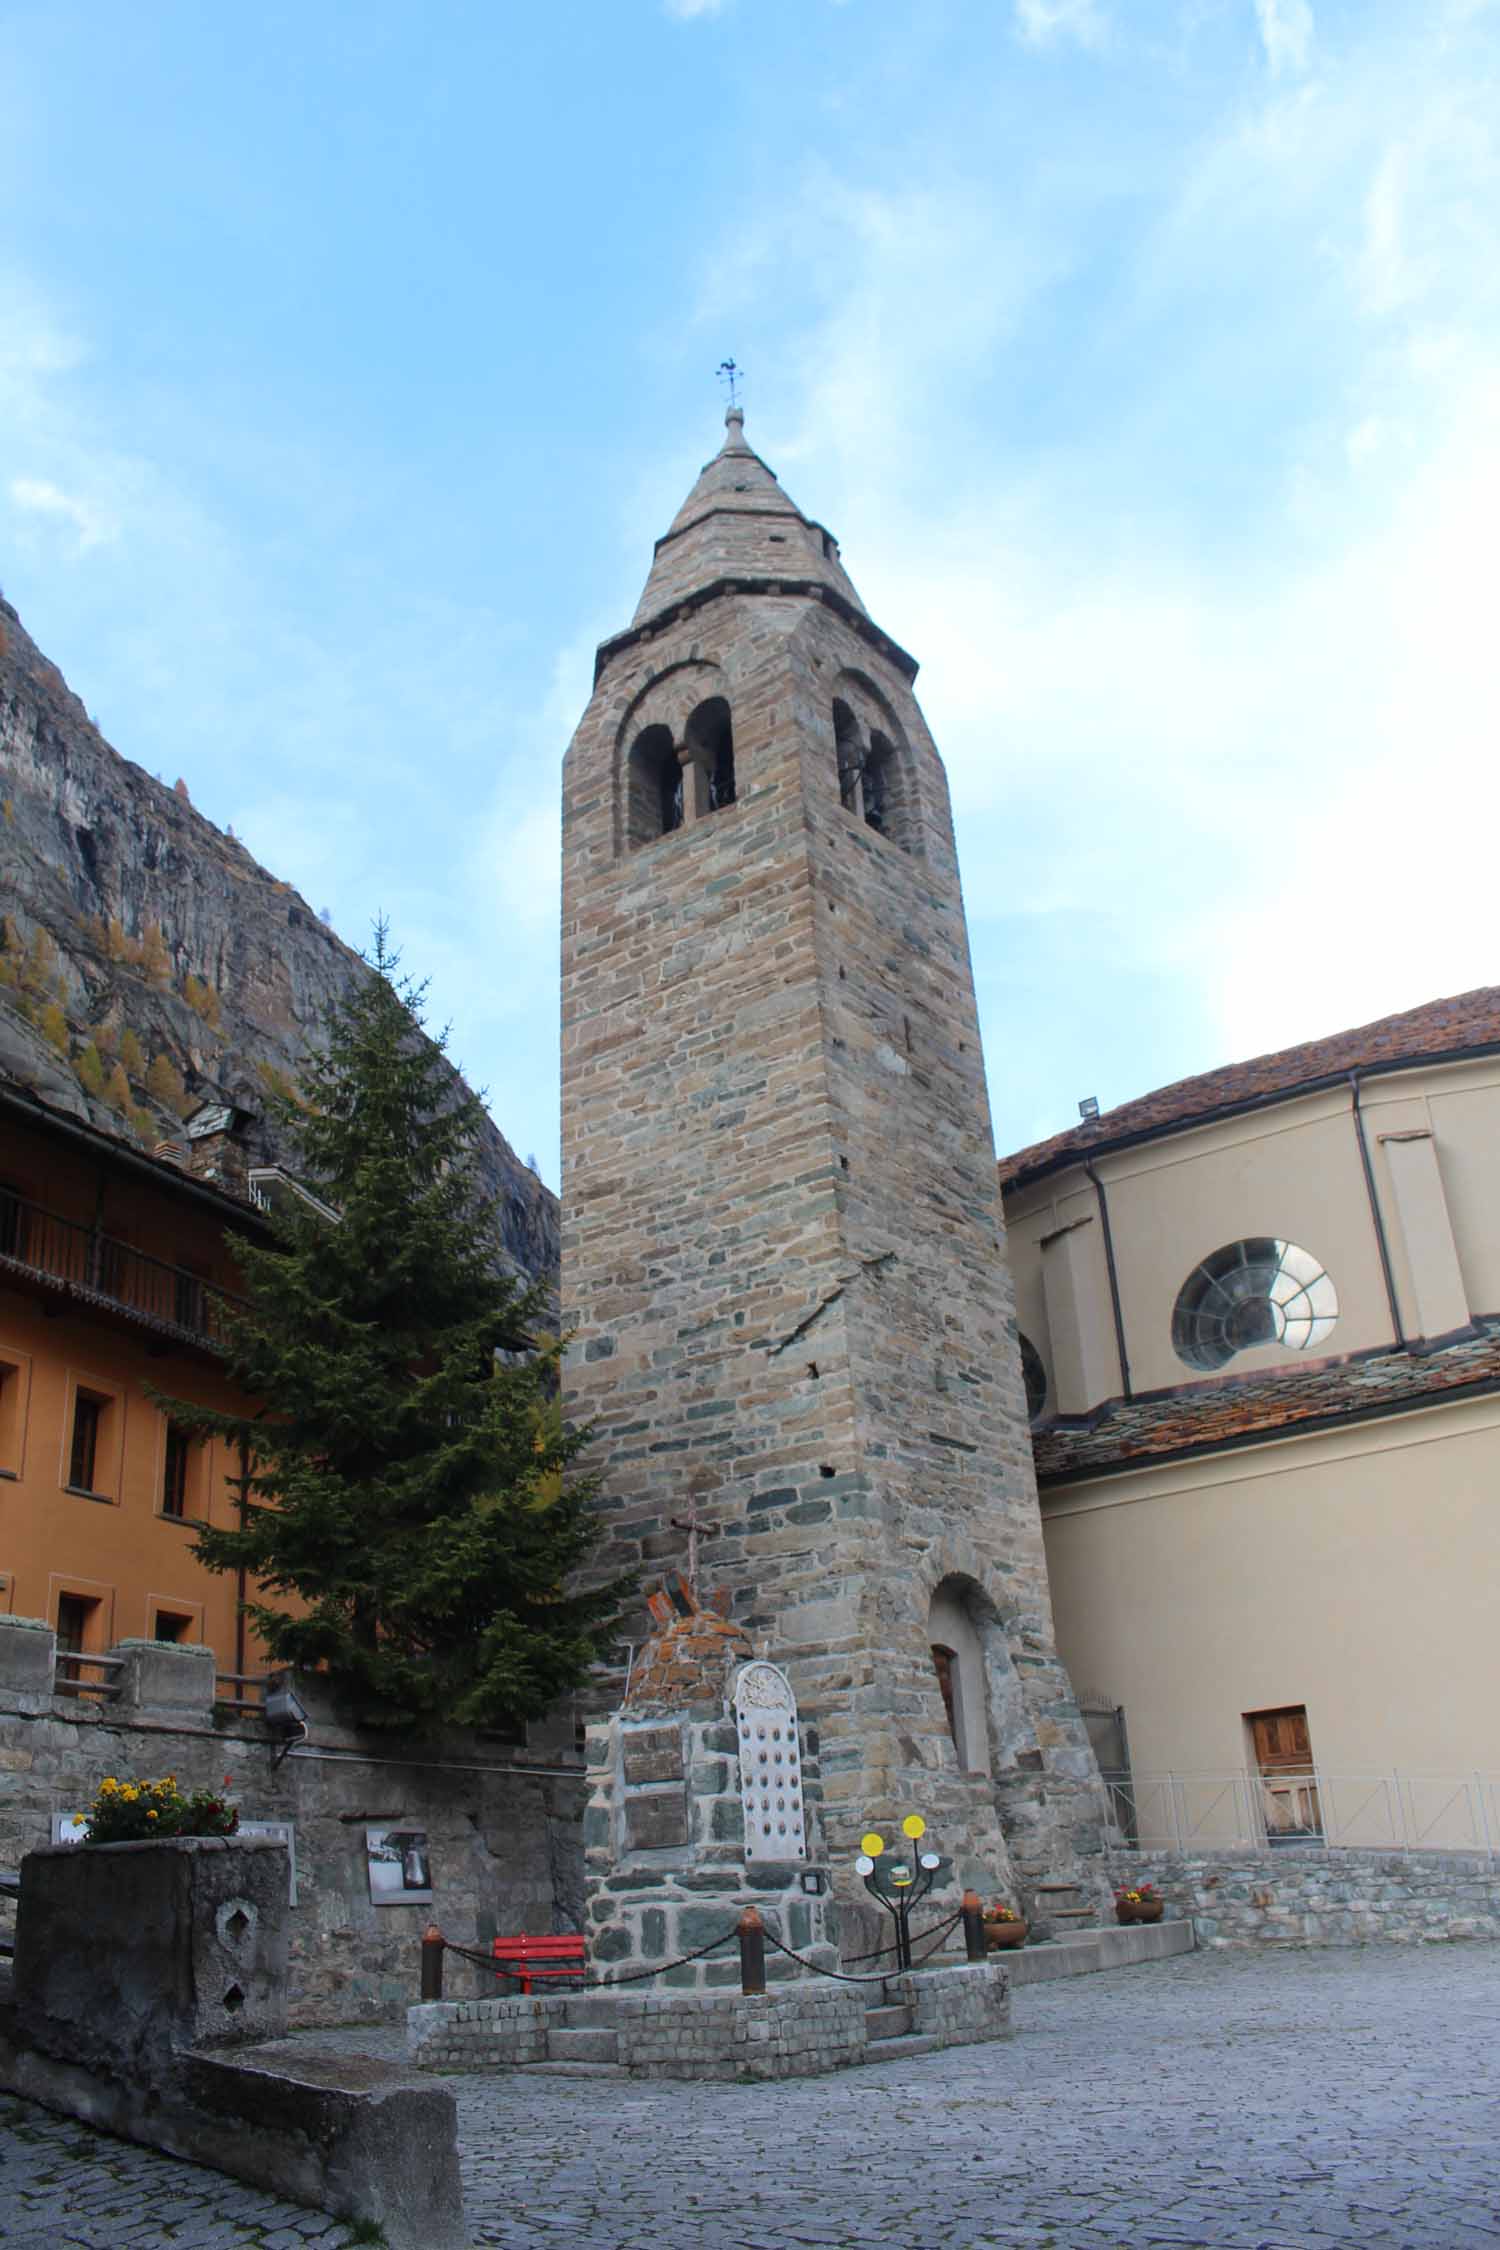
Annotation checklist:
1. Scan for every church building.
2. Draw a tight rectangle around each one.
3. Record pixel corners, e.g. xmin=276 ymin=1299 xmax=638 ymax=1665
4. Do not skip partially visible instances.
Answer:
xmin=1001 ymin=987 xmax=1500 ymax=1856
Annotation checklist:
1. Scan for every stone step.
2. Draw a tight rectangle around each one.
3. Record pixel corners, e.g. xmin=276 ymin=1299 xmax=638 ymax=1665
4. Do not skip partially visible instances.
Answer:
xmin=860 ymin=2033 xmax=942 ymax=2065
xmin=526 ymin=2059 xmax=628 ymax=2079
xmin=864 ymin=2004 xmax=914 ymax=2042
xmin=547 ymin=2026 xmax=620 ymax=2064
xmin=1049 ymin=1908 xmax=1098 ymax=1921
xmin=1032 ymin=1882 xmax=1084 ymax=1894
xmin=563 ymin=1995 xmax=631 ymax=2029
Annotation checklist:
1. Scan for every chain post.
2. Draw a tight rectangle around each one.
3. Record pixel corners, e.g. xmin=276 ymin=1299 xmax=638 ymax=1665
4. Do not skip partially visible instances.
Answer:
xmin=737 ymin=1904 xmax=766 ymax=1995
xmin=961 ymin=1889 xmax=986 ymax=1964
xmin=420 ymin=1923 xmax=445 ymax=2001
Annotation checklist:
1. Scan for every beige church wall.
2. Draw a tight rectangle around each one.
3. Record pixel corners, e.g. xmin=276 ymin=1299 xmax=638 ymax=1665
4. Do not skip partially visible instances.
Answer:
xmin=1099 ymin=1092 xmax=1394 ymax=1394
xmin=1040 ymin=1392 xmax=1500 ymax=1847
xmin=1004 ymin=1055 xmax=1500 ymax=1421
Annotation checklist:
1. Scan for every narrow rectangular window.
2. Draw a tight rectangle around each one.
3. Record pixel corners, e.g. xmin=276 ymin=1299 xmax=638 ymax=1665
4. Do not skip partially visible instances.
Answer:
xmin=69 ymin=1391 xmax=103 ymax=1493
xmin=0 ymin=1359 xmax=21 ymax=1476
xmin=55 ymin=1592 xmax=94 ymax=1655
xmin=162 ymin=1422 xmax=192 ymax=1518
xmin=153 ymin=1609 xmax=193 ymax=1643
xmin=0 ymin=1183 xmax=24 ymax=1260
xmin=174 ymin=1268 xmax=206 ymax=1335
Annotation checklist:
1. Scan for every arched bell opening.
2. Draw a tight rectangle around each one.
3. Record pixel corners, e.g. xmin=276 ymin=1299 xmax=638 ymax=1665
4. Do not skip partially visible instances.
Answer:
xmin=833 ymin=697 xmax=864 ymax=815
xmin=684 ymin=696 xmax=736 ymax=814
xmin=626 ymin=723 xmax=683 ymax=846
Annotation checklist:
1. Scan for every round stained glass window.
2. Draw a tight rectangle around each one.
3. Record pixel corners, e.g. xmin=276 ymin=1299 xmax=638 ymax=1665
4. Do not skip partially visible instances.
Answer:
xmin=1172 ymin=1239 xmax=1338 ymax=1372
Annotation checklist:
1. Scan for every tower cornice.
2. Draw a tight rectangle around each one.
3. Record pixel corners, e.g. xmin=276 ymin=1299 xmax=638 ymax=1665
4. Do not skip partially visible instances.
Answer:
xmin=593 ymin=575 xmax=919 ymax=690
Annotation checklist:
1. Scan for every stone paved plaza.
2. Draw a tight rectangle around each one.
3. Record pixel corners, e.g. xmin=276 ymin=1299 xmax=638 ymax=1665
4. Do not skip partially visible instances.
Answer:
xmin=4 ymin=1946 xmax=1499 ymax=2247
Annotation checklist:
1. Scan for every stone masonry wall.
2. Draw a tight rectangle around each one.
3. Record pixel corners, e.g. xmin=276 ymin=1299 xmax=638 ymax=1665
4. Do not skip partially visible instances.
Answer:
xmin=561 ymin=546 xmax=1108 ymax=1915
xmin=0 ymin=1619 xmax=581 ymax=2024
xmin=1120 ymin=1849 xmax=1500 ymax=1947
xmin=408 ymin=1984 xmax=871 ymax=2082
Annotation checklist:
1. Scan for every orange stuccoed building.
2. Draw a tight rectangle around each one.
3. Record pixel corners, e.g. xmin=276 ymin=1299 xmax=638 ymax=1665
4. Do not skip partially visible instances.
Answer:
xmin=0 ymin=1081 xmax=291 ymax=1691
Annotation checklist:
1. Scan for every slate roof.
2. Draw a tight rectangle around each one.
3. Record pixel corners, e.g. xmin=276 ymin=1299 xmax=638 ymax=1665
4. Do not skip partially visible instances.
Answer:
xmin=1032 ymin=1320 xmax=1500 ymax=1485
xmin=1001 ymin=986 xmax=1500 ymax=1190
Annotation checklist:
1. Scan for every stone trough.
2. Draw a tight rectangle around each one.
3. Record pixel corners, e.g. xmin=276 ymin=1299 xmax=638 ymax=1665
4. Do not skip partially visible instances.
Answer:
xmin=0 ymin=1835 xmax=465 ymax=2250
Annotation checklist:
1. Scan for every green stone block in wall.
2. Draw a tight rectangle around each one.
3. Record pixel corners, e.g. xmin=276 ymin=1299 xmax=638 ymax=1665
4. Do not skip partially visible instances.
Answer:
xmin=710 ymin=1797 xmax=744 ymax=1844
xmin=678 ymin=1903 xmax=740 ymax=1950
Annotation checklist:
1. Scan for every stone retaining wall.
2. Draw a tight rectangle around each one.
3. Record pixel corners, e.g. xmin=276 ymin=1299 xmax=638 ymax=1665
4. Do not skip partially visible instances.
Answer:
xmin=1116 ymin=1849 xmax=1500 ymax=1947
xmin=887 ymin=1961 xmax=1013 ymax=2045
xmin=0 ymin=1617 xmax=582 ymax=2024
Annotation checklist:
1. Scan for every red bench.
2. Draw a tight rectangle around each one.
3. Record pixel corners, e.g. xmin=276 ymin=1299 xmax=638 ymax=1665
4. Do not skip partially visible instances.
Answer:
xmin=491 ymin=1933 xmax=586 ymax=1994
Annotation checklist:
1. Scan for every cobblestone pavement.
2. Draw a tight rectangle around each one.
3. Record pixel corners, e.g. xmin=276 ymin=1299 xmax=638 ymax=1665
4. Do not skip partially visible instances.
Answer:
xmin=0 ymin=2093 xmax=363 ymax=2246
xmin=4 ymin=1946 xmax=1499 ymax=2248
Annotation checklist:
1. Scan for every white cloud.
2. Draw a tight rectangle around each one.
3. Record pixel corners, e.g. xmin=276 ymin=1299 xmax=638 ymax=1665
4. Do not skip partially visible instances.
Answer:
xmin=663 ymin=0 xmax=726 ymax=18
xmin=1255 ymin=0 xmax=1315 ymax=77
xmin=682 ymin=4 xmax=1500 ymax=1138
xmin=1013 ymin=0 xmax=1107 ymax=47
xmin=9 ymin=475 xmax=116 ymax=552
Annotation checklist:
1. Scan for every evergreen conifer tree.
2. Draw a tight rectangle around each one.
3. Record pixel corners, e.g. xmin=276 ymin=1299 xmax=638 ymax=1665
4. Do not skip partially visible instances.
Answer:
xmin=177 ymin=927 xmax=625 ymax=1731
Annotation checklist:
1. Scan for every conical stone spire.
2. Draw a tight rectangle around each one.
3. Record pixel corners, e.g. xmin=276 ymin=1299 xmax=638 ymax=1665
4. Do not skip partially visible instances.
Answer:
xmin=629 ymin=405 xmax=867 ymax=629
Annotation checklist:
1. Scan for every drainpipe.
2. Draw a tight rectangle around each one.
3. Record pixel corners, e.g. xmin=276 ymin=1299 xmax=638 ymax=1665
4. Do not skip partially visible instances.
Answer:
xmin=1350 ymin=1069 xmax=1404 ymax=1349
xmin=1083 ymin=1156 xmax=1133 ymax=1401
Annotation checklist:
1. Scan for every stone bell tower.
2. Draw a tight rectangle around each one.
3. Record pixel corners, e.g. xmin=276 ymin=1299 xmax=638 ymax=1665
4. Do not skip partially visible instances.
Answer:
xmin=561 ymin=405 xmax=1107 ymax=1913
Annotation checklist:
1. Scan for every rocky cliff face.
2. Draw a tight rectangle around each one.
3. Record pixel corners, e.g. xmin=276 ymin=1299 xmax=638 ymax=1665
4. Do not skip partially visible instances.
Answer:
xmin=0 ymin=595 xmax=558 ymax=1280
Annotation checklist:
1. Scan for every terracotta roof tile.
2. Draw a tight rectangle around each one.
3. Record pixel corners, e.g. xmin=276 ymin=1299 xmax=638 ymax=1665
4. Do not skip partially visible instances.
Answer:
xmin=1033 ymin=1321 xmax=1500 ymax=1483
xmin=1001 ymin=986 xmax=1500 ymax=1188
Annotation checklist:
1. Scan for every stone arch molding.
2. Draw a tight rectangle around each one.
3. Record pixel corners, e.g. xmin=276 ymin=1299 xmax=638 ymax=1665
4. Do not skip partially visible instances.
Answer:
xmin=614 ymin=658 xmax=730 ymax=854
xmin=921 ymin=1543 xmax=1040 ymax=1779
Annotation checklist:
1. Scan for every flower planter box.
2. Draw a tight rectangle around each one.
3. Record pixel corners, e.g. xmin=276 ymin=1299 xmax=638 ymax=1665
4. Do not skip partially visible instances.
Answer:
xmin=982 ymin=1917 xmax=1029 ymax=1950
xmin=1115 ymin=1899 xmax=1164 ymax=1926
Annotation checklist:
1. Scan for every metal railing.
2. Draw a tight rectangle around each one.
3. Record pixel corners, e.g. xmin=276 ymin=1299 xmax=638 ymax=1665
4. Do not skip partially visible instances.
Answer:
xmin=215 ymin=1671 xmax=270 ymax=1715
xmin=53 ymin=1651 xmax=124 ymax=1700
xmin=0 ymin=1188 xmax=240 ymax=1352
xmin=1107 ymin=1770 xmax=1500 ymax=1859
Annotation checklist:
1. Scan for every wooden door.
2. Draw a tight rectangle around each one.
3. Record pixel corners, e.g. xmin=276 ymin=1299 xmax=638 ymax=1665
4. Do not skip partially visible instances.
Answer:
xmin=1249 ymin=1706 xmax=1322 ymax=1839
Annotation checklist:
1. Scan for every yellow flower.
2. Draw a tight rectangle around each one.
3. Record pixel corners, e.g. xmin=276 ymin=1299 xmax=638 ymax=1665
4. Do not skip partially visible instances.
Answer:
xmin=146 ymin=1809 xmax=158 ymax=1822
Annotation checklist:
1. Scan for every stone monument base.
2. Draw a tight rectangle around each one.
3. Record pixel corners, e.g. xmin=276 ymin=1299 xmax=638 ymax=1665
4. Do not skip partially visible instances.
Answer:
xmin=407 ymin=1959 xmax=1011 ymax=2081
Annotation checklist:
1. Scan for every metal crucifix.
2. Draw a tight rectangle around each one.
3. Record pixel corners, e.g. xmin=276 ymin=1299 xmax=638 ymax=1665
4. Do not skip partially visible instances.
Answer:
xmin=669 ymin=1489 xmax=721 ymax=1599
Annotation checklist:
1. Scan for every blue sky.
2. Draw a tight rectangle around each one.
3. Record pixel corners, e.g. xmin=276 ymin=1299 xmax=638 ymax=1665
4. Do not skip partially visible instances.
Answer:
xmin=4 ymin=0 xmax=1498 ymax=1186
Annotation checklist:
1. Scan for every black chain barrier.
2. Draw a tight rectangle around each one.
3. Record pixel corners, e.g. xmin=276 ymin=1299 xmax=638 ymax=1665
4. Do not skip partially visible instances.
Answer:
xmin=437 ymin=1902 xmax=966 ymax=2000
xmin=758 ymin=1908 xmax=964 ymax=1987
xmin=841 ymin=1908 xmax=964 ymax=1966
xmin=440 ymin=1926 xmax=741 ymax=1991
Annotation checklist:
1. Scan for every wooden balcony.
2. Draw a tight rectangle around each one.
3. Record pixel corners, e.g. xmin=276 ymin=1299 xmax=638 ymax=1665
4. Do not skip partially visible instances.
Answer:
xmin=0 ymin=1187 xmax=241 ymax=1354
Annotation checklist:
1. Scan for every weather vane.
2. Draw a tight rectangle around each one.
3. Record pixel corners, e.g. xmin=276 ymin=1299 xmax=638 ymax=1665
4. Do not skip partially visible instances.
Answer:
xmin=717 ymin=358 xmax=743 ymax=409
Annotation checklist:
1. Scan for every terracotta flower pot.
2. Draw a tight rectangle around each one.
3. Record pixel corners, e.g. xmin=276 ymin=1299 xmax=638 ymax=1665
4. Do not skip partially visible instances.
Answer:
xmin=982 ymin=1917 xmax=1029 ymax=1950
xmin=1115 ymin=1899 xmax=1164 ymax=1925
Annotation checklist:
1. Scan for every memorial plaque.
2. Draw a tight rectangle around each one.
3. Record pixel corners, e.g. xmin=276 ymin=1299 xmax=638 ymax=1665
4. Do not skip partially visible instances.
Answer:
xmin=622 ymin=1725 xmax=684 ymax=1787
xmin=734 ymin=1662 xmax=807 ymax=1861
xmin=625 ymin=1791 xmax=690 ymax=1850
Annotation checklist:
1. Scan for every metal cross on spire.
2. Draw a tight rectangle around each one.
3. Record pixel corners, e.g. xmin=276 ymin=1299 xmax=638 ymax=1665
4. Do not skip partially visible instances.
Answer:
xmin=716 ymin=358 xmax=743 ymax=409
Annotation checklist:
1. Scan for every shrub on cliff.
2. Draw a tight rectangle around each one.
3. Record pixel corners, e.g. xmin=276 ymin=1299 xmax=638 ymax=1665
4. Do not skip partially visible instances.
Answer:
xmin=173 ymin=924 xmax=626 ymax=1733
